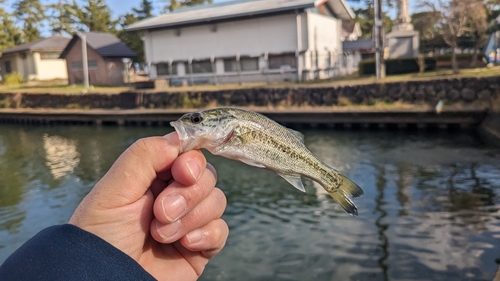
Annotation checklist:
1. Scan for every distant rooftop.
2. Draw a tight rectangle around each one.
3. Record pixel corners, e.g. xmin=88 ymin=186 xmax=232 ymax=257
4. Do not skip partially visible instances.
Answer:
xmin=60 ymin=32 xmax=136 ymax=58
xmin=127 ymin=0 xmax=354 ymax=31
xmin=2 ymin=36 xmax=70 ymax=55
xmin=342 ymin=39 xmax=374 ymax=51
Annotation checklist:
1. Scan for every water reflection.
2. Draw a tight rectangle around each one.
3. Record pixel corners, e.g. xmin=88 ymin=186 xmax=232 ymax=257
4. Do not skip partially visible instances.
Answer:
xmin=0 ymin=125 xmax=499 ymax=280
xmin=43 ymin=134 xmax=80 ymax=180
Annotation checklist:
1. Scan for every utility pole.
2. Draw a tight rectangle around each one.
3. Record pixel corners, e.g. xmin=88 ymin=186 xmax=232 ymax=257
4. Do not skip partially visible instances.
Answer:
xmin=374 ymin=0 xmax=385 ymax=79
xmin=79 ymin=32 xmax=90 ymax=89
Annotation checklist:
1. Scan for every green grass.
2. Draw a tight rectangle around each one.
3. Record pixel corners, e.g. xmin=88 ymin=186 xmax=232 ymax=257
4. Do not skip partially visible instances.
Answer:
xmin=1 ymin=65 xmax=499 ymax=95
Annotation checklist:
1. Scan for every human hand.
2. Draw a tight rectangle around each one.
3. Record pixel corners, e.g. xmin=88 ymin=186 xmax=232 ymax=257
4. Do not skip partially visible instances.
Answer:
xmin=69 ymin=133 xmax=228 ymax=280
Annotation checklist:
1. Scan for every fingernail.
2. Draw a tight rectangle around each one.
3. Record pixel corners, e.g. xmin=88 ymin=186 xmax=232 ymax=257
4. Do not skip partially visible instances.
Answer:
xmin=156 ymin=220 xmax=181 ymax=241
xmin=186 ymin=229 xmax=206 ymax=244
xmin=206 ymin=162 xmax=218 ymax=182
xmin=186 ymin=158 xmax=202 ymax=180
xmin=161 ymin=194 xmax=187 ymax=222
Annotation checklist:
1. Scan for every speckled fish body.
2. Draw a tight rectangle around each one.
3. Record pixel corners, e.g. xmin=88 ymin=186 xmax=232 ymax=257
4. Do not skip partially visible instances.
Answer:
xmin=170 ymin=107 xmax=364 ymax=215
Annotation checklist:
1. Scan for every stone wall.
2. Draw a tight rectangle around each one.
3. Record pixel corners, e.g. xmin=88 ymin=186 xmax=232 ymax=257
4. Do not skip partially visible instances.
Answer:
xmin=1 ymin=76 xmax=499 ymax=109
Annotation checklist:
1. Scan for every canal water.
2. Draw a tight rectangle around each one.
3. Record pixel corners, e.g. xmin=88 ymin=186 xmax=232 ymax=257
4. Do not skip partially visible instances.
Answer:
xmin=0 ymin=124 xmax=499 ymax=280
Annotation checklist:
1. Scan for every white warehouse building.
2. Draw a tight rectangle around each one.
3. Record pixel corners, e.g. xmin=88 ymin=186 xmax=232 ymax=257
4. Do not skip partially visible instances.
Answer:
xmin=127 ymin=0 xmax=355 ymax=85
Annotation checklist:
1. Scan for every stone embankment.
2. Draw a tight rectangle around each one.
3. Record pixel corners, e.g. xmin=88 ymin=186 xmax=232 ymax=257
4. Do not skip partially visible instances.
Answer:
xmin=0 ymin=76 xmax=498 ymax=109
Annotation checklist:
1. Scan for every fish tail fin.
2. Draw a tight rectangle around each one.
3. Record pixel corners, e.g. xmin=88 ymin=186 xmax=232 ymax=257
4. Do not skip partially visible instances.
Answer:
xmin=327 ymin=173 xmax=364 ymax=216
xmin=329 ymin=191 xmax=359 ymax=216
xmin=339 ymin=174 xmax=364 ymax=198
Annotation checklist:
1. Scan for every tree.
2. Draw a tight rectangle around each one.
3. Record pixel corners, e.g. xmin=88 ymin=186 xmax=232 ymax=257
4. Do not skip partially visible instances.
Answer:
xmin=423 ymin=0 xmax=480 ymax=73
xmin=12 ymin=0 xmax=46 ymax=43
xmin=0 ymin=8 xmax=22 ymax=54
xmin=466 ymin=1 xmax=488 ymax=66
xmin=118 ymin=13 xmax=144 ymax=62
xmin=164 ymin=0 xmax=213 ymax=12
xmin=47 ymin=0 xmax=77 ymax=36
xmin=352 ymin=6 xmax=393 ymax=39
xmin=133 ymin=0 xmax=154 ymax=20
xmin=72 ymin=0 xmax=117 ymax=33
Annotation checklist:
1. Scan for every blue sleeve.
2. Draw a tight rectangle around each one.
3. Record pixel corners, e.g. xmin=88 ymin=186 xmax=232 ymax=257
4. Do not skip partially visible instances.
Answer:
xmin=0 ymin=224 xmax=156 ymax=281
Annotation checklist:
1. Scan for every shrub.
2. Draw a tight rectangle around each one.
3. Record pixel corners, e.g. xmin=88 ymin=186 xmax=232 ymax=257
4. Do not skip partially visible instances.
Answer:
xmin=3 ymin=72 xmax=24 ymax=85
xmin=358 ymin=57 xmax=436 ymax=76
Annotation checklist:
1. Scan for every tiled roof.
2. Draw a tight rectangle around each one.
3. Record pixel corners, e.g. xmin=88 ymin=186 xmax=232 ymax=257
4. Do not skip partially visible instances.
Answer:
xmin=60 ymin=32 xmax=136 ymax=58
xmin=2 ymin=36 xmax=70 ymax=55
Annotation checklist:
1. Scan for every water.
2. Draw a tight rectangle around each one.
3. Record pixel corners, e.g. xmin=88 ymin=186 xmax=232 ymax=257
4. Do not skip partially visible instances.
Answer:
xmin=0 ymin=124 xmax=499 ymax=281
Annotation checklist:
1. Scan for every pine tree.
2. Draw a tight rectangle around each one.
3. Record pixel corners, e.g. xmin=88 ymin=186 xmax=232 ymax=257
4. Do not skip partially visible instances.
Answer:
xmin=47 ymin=0 xmax=76 ymax=36
xmin=165 ymin=0 xmax=213 ymax=12
xmin=0 ymin=8 xmax=22 ymax=54
xmin=133 ymin=0 xmax=154 ymax=20
xmin=73 ymin=0 xmax=117 ymax=33
xmin=12 ymin=0 xmax=46 ymax=43
xmin=118 ymin=13 xmax=144 ymax=62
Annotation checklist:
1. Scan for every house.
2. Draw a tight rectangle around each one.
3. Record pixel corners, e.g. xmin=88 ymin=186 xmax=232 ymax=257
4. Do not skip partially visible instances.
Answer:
xmin=59 ymin=32 xmax=136 ymax=86
xmin=126 ymin=0 xmax=355 ymax=85
xmin=342 ymin=38 xmax=375 ymax=67
xmin=0 ymin=36 xmax=70 ymax=81
xmin=341 ymin=21 xmax=361 ymax=41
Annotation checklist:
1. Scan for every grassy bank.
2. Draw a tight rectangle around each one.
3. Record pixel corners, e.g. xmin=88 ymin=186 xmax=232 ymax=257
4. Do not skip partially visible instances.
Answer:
xmin=1 ymin=66 xmax=500 ymax=94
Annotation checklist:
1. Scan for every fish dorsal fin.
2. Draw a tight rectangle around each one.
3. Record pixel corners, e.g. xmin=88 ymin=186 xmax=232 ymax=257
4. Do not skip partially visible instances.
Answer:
xmin=286 ymin=128 xmax=305 ymax=144
xmin=278 ymin=173 xmax=306 ymax=192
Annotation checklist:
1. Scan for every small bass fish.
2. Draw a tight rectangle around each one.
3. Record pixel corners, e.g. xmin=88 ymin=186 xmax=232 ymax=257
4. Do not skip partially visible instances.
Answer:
xmin=170 ymin=107 xmax=364 ymax=215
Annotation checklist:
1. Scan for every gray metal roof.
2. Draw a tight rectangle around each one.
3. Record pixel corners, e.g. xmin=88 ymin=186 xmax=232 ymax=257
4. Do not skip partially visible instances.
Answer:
xmin=2 ymin=36 xmax=70 ymax=55
xmin=60 ymin=32 xmax=136 ymax=58
xmin=127 ymin=0 xmax=354 ymax=31
xmin=342 ymin=39 xmax=374 ymax=51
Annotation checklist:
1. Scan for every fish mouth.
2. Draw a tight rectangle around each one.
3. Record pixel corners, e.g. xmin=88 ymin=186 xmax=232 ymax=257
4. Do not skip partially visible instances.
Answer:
xmin=170 ymin=121 xmax=196 ymax=153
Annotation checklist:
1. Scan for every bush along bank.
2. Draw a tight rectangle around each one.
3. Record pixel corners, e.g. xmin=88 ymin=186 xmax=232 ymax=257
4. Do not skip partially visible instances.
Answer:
xmin=0 ymin=76 xmax=499 ymax=110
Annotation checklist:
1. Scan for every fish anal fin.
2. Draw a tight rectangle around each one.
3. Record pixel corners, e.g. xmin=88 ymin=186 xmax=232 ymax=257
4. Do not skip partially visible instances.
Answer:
xmin=286 ymin=128 xmax=305 ymax=144
xmin=239 ymin=158 xmax=266 ymax=168
xmin=278 ymin=173 xmax=306 ymax=192
xmin=329 ymin=191 xmax=358 ymax=216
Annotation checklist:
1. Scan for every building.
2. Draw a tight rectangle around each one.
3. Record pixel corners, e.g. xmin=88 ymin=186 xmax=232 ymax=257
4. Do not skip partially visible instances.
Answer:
xmin=342 ymin=38 xmax=375 ymax=68
xmin=341 ymin=22 xmax=361 ymax=42
xmin=0 ymin=36 xmax=70 ymax=81
xmin=127 ymin=0 xmax=355 ymax=85
xmin=59 ymin=32 xmax=136 ymax=86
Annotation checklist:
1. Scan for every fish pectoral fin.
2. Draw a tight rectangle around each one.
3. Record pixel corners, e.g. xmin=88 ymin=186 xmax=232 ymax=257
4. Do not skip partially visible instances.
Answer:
xmin=278 ymin=173 xmax=306 ymax=192
xmin=239 ymin=158 xmax=266 ymax=168
xmin=286 ymin=128 xmax=305 ymax=144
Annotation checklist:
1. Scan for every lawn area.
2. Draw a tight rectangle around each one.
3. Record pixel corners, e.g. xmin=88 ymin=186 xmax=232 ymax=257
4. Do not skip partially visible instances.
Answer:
xmin=1 ymin=65 xmax=499 ymax=94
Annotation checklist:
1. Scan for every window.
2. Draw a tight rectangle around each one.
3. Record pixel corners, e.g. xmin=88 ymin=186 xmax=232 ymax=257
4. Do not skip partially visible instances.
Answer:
xmin=71 ymin=60 xmax=97 ymax=71
xmin=4 ymin=61 xmax=12 ymax=74
xmin=156 ymin=63 xmax=177 ymax=76
xmin=40 ymin=53 xmax=60 ymax=60
xmin=223 ymin=59 xmax=238 ymax=72
xmin=190 ymin=60 xmax=212 ymax=74
xmin=268 ymin=54 xmax=296 ymax=69
xmin=240 ymin=58 xmax=258 ymax=71
xmin=224 ymin=57 xmax=259 ymax=72
xmin=71 ymin=61 xmax=82 ymax=71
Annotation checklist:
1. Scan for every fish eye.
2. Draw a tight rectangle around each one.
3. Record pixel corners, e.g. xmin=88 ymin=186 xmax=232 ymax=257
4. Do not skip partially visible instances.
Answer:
xmin=190 ymin=113 xmax=203 ymax=124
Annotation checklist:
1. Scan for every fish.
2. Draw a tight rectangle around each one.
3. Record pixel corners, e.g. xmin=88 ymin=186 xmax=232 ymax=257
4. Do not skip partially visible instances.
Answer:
xmin=170 ymin=107 xmax=364 ymax=215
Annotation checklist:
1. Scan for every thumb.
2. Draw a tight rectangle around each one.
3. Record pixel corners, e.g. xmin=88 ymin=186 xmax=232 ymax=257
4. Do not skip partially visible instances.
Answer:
xmin=89 ymin=133 xmax=180 ymax=208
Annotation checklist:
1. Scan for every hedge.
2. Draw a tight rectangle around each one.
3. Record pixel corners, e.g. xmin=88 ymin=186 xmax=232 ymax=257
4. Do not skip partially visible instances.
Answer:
xmin=358 ymin=58 xmax=437 ymax=75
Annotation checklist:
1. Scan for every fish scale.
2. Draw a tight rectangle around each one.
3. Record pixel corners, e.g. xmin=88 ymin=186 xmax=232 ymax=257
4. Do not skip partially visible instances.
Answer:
xmin=171 ymin=107 xmax=364 ymax=215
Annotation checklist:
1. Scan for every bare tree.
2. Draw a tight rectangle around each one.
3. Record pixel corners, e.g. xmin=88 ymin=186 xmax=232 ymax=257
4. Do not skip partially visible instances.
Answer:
xmin=423 ymin=0 xmax=482 ymax=73
xmin=467 ymin=1 xmax=488 ymax=67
